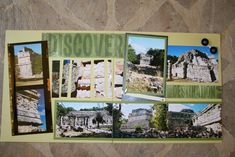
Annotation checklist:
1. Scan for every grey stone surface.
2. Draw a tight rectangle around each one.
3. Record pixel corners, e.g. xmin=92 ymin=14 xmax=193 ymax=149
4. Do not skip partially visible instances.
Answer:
xmin=0 ymin=0 xmax=235 ymax=156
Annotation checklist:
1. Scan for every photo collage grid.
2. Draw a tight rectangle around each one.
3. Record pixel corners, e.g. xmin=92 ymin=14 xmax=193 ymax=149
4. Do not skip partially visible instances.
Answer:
xmin=55 ymin=102 xmax=222 ymax=140
xmin=6 ymin=32 xmax=222 ymax=142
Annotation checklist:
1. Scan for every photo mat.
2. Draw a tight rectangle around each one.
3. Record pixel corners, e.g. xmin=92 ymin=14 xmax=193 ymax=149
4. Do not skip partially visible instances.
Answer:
xmin=167 ymin=45 xmax=221 ymax=84
xmin=8 ymin=41 xmax=52 ymax=135
xmin=123 ymin=33 xmax=168 ymax=101
xmin=54 ymin=101 xmax=222 ymax=141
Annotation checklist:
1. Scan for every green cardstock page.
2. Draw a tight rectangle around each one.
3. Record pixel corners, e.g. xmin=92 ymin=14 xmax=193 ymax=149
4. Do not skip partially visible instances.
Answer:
xmin=1 ymin=30 xmax=222 ymax=143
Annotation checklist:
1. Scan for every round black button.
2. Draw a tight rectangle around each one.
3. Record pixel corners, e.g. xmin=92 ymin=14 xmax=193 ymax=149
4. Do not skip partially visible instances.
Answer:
xmin=210 ymin=47 xmax=217 ymax=54
xmin=201 ymin=38 xmax=209 ymax=46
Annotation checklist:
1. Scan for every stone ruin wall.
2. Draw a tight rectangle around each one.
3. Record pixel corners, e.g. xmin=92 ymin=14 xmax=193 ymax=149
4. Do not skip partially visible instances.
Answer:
xmin=56 ymin=59 xmax=124 ymax=99
xmin=17 ymin=51 xmax=33 ymax=79
xmin=121 ymin=109 xmax=152 ymax=131
xmin=193 ymin=104 xmax=221 ymax=132
xmin=60 ymin=110 xmax=112 ymax=129
xmin=94 ymin=61 xmax=105 ymax=97
xmin=114 ymin=60 xmax=124 ymax=99
xmin=171 ymin=63 xmax=217 ymax=82
xmin=71 ymin=60 xmax=91 ymax=98
xmin=61 ymin=62 xmax=70 ymax=95
xmin=16 ymin=91 xmax=43 ymax=133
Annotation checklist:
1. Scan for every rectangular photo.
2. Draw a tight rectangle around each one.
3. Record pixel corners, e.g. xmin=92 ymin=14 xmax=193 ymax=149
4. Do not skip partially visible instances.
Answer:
xmin=71 ymin=60 xmax=91 ymax=98
xmin=15 ymin=88 xmax=51 ymax=134
xmin=55 ymin=102 xmax=113 ymax=138
xmin=107 ymin=60 xmax=113 ymax=98
xmin=114 ymin=60 xmax=124 ymax=99
xmin=94 ymin=60 xmax=105 ymax=97
xmin=12 ymin=43 xmax=44 ymax=86
xmin=52 ymin=61 xmax=60 ymax=98
xmin=61 ymin=60 xmax=70 ymax=97
xmin=124 ymin=34 xmax=167 ymax=100
xmin=113 ymin=103 xmax=222 ymax=140
xmin=167 ymin=45 xmax=220 ymax=83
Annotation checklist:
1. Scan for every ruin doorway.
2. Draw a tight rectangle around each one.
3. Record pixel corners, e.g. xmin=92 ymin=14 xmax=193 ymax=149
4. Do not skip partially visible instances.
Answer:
xmin=209 ymin=66 xmax=216 ymax=82
xmin=183 ymin=62 xmax=188 ymax=79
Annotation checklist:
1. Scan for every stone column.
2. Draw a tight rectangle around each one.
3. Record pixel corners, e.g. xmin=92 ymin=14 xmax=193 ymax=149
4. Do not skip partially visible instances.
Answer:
xmin=75 ymin=117 xmax=77 ymax=127
xmin=60 ymin=116 xmax=63 ymax=126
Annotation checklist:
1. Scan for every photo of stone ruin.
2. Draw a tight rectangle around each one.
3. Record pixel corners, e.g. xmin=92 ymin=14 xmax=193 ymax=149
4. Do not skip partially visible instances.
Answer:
xmin=94 ymin=60 xmax=105 ymax=97
xmin=14 ymin=44 xmax=43 ymax=86
xmin=107 ymin=60 xmax=113 ymax=98
xmin=113 ymin=103 xmax=222 ymax=139
xmin=167 ymin=46 xmax=219 ymax=83
xmin=125 ymin=35 xmax=167 ymax=96
xmin=16 ymin=89 xmax=46 ymax=133
xmin=61 ymin=60 xmax=70 ymax=97
xmin=71 ymin=60 xmax=91 ymax=98
xmin=56 ymin=102 xmax=112 ymax=138
xmin=114 ymin=60 xmax=124 ymax=99
xmin=52 ymin=61 xmax=60 ymax=98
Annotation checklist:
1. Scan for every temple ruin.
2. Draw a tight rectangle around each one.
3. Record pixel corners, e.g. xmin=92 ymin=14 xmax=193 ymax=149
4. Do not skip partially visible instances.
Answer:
xmin=16 ymin=90 xmax=43 ymax=133
xmin=192 ymin=104 xmax=222 ymax=132
xmin=16 ymin=47 xmax=42 ymax=79
xmin=121 ymin=108 xmax=152 ymax=132
xmin=139 ymin=53 xmax=153 ymax=65
xmin=167 ymin=109 xmax=195 ymax=130
xmin=168 ymin=49 xmax=218 ymax=82
xmin=17 ymin=47 xmax=33 ymax=78
xmin=59 ymin=110 xmax=112 ymax=130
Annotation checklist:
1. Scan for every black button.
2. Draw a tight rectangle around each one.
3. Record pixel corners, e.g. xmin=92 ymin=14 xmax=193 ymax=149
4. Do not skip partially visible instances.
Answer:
xmin=201 ymin=38 xmax=209 ymax=46
xmin=210 ymin=47 xmax=217 ymax=54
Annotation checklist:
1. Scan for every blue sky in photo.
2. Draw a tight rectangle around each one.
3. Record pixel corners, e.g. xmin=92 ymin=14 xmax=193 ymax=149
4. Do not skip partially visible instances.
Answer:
xmin=63 ymin=59 xmax=70 ymax=64
xmin=168 ymin=103 xmax=208 ymax=113
xmin=119 ymin=103 xmax=154 ymax=119
xmin=168 ymin=45 xmax=218 ymax=60
xmin=14 ymin=43 xmax=42 ymax=56
xmin=61 ymin=102 xmax=107 ymax=111
xmin=128 ymin=36 xmax=166 ymax=54
xmin=37 ymin=89 xmax=46 ymax=130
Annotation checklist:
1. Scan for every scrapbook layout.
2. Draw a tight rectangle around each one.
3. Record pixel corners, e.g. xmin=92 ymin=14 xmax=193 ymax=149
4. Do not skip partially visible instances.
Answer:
xmin=1 ymin=31 xmax=222 ymax=142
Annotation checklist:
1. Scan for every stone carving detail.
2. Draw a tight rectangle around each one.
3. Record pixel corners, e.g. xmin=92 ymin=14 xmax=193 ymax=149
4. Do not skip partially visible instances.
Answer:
xmin=16 ymin=90 xmax=43 ymax=133
xmin=61 ymin=61 xmax=70 ymax=96
xmin=71 ymin=60 xmax=91 ymax=98
xmin=114 ymin=60 xmax=124 ymax=99
xmin=94 ymin=60 xmax=105 ymax=97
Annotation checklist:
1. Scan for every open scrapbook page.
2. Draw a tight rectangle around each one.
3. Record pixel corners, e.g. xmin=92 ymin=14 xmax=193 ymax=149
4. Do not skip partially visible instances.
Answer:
xmin=1 ymin=31 xmax=222 ymax=142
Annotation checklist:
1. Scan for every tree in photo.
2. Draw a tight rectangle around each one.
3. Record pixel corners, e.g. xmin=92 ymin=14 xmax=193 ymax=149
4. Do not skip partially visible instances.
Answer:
xmin=113 ymin=104 xmax=123 ymax=137
xmin=127 ymin=44 xmax=139 ymax=64
xmin=147 ymin=48 xmax=165 ymax=73
xmin=95 ymin=112 xmax=104 ymax=128
xmin=152 ymin=104 xmax=168 ymax=131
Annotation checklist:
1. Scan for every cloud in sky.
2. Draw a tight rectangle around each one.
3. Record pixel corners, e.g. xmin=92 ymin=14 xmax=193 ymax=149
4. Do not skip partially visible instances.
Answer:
xmin=168 ymin=104 xmax=191 ymax=112
xmin=40 ymin=109 xmax=45 ymax=116
xmin=130 ymin=43 xmax=148 ymax=54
